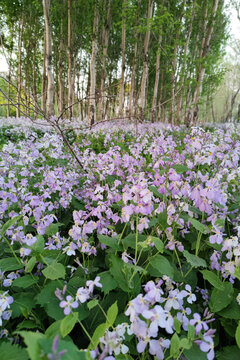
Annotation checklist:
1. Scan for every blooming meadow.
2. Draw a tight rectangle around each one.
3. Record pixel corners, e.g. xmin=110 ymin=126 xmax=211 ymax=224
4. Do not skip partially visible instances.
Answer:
xmin=0 ymin=118 xmax=240 ymax=359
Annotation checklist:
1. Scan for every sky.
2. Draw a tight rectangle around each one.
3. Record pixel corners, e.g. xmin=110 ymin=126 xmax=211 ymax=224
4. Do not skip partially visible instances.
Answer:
xmin=0 ymin=3 xmax=240 ymax=73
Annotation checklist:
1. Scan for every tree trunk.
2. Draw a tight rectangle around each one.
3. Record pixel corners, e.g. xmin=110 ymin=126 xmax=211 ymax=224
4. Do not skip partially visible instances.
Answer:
xmin=176 ymin=0 xmax=196 ymax=123
xmin=17 ymin=16 xmax=24 ymax=118
xmin=190 ymin=0 xmax=219 ymax=124
xmin=41 ymin=27 xmax=47 ymax=114
xmin=58 ymin=15 xmax=64 ymax=117
xmin=139 ymin=0 xmax=153 ymax=122
xmin=99 ymin=0 xmax=111 ymax=120
xmin=119 ymin=0 xmax=127 ymax=117
xmin=42 ymin=0 xmax=55 ymax=118
xmin=67 ymin=0 xmax=73 ymax=119
xmin=88 ymin=3 xmax=98 ymax=126
xmin=129 ymin=0 xmax=140 ymax=118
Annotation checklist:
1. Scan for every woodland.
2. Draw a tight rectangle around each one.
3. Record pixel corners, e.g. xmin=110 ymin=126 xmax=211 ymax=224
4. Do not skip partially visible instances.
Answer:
xmin=0 ymin=1 xmax=240 ymax=360
xmin=0 ymin=0 xmax=236 ymax=125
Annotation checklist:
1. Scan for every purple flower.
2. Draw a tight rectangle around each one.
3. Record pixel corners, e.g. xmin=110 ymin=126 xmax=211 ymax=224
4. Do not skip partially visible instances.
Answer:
xmin=149 ymin=338 xmax=170 ymax=360
xmin=59 ymin=295 xmax=79 ymax=315
xmin=86 ymin=276 xmax=102 ymax=293
xmin=190 ymin=313 xmax=209 ymax=335
xmin=76 ymin=287 xmax=90 ymax=303
xmin=181 ymin=285 xmax=196 ymax=304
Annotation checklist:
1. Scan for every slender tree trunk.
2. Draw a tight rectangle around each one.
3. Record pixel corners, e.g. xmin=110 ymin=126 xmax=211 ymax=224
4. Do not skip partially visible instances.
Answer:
xmin=157 ymin=70 xmax=164 ymax=122
xmin=88 ymin=3 xmax=98 ymax=126
xmin=58 ymin=16 xmax=64 ymax=116
xmin=168 ymin=0 xmax=186 ymax=125
xmin=129 ymin=0 xmax=140 ymax=118
xmin=41 ymin=27 xmax=47 ymax=114
xmin=42 ymin=0 xmax=55 ymax=117
xmin=190 ymin=0 xmax=219 ymax=124
xmin=139 ymin=0 xmax=153 ymax=122
xmin=176 ymin=0 xmax=196 ymax=123
xmin=99 ymin=0 xmax=111 ymax=120
xmin=67 ymin=0 xmax=73 ymax=119
xmin=17 ymin=16 xmax=24 ymax=117
xmin=119 ymin=0 xmax=127 ymax=117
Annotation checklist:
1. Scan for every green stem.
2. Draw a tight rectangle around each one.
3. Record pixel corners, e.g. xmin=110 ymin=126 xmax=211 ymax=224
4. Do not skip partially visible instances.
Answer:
xmin=3 ymin=235 xmax=22 ymax=265
xmin=78 ymin=320 xmax=93 ymax=345
xmin=135 ymin=215 xmax=139 ymax=261
xmin=174 ymin=248 xmax=183 ymax=277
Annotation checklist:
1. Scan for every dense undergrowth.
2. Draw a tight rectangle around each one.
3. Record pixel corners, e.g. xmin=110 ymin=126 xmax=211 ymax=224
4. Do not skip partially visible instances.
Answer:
xmin=0 ymin=119 xmax=240 ymax=360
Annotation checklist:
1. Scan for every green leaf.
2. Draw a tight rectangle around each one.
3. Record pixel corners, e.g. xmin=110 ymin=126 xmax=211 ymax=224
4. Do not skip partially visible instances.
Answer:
xmin=31 ymin=235 xmax=45 ymax=254
xmin=87 ymin=299 xmax=99 ymax=310
xmin=17 ymin=320 xmax=40 ymax=330
xmin=170 ymin=333 xmax=180 ymax=358
xmin=200 ymin=270 xmax=224 ymax=290
xmin=45 ymin=223 xmax=61 ymax=236
xmin=12 ymin=275 xmax=38 ymax=288
xmin=187 ymin=324 xmax=196 ymax=340
xmin=172 ymin=164 xmax=190 ymax=173
xmin=98 ymin=271 xmax=118 ymax=295
xmin=153 ymin=237 xmax=164 ymax=253
xmin=210 ymin=282 xmax=234 ymax=312
xmin=0 ymin=342 xmax=28 ymax=360
xmin=174 ymin=317 xmax=181 ymax=334
xmin=89 ymin=323 xmax=108 ymax=350
xmin=217 ymin=346 xmax=240 ymax=360
xmin=1 ymin=215 xmax=21 ymax=235
xmin=36 ymin=280 xmax=65 ymax=320
xmin=106 ymin=301 xmax=118 ymax=327
xmin=38 ymin=337 xmax=81 ymax=360
xmin=109 ymin=254 xmax=130 ymax=292
xmin=25 ymin=256 xmax=36 ymax=272
xmin=11 ymin=293 xmax=35 ymax=319
xmin=183 ymin=250 xmax=207 ymax=268
xmin=184 ymin=343 xmax=207 ymax=360
xmin=149 ymin=254 xmax=174 ymax=278
xmin=45 ymin=320 xmax=61 ymax=338
xmin=218 ymin=298 xmax=240 ymax=319
xmin=149 ymin=186 xmax=164 ymax=199
xmin=60 ymin=312 xmax=78 ymax=338
xmin=189 ymin=218 xmax=207 ymax=234
xmin=180 ymin=338 xmax=192 ymax=350
xmin=18 ymin=331 xmax=45 ymax=360
xmin=98 ymin=235 xmax=122 ymax=251
xmin=42 ymin=261 xmax=66 ymax=280
xmin=236 ymin=322 xmax=240 ymax=349
xmin=0 ymin=257 xmax=23 ymax=271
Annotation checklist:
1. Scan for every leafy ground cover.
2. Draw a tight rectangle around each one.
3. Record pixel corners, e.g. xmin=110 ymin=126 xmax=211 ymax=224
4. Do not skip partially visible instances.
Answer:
xmin=0 ymin=119 xmax=240 ymax=360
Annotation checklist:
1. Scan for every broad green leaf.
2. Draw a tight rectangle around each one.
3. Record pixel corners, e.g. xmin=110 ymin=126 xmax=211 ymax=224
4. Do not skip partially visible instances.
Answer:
xmin=180 ymin=338 xmax=192 ymax=350
xmin=36 ymin=280 xmax=65 ymax=320
xmin=12 ymin=275 xmax=38 ymax=289
xmin=200 ymin=270 xmax=224 ymax=290
xmin=236 ymin=322 xmax=240 ymax=349
xmin=38 ymin=337 xmax=81 ymax=360
xmin=17 ymin=320 xmax=39 ymax=330
xmin=153 ymin=237 xmax=164 ymax=253
xmin=18 ymin=331 xmax=45 ymax=360
xmin=1 ymin=215 xmax=21 ymax=235
xmin=60 ymin=312 xmax=78 ymax=338
xmin=184 ymin=343 xmax=207 ymax=360
xmin=42 ymin=261 xmax=66 ymax=280
xmin=98 ymin=235 xmax=122 ymax=251
xmin=25 ymin=256 xmax=36 ymax=272
xmin=0 ymin=342 xmax=28 ymax=360
xmin=109 ymin=254 xmax=130 ymax=292
xmin=89 ymin=323 xmax=108 ymax=350
xmin=106 ymin=301 xmax=118 ymax=327
xmin=189 ymin=218 xmax=207 ymax=234
xmin=149 ymin=254 xmax=174 ymax=278
xmin=210 ymin=282 xmax=234 ymax=312
xmin=45 ymin=320 xmax=61 ymax=338
xmin=183 ymin=250 xmax=207 ymax=268
xmin=87 ymin=299 xmax=99 ymax=310
xmin=45 ymin=223 xmax=61 ymax=236
xmin=172 ymin=164 xmax=190 ymax=173
xmin=218 ymin=298 xmax=240 ymax=319
xmin=11 ymin=293 xmax=35 ymax=319
xmin=98 ymin=271 xmax=118 ymax=295
xmin=31 ymin=235 xmax=45 ymax=254
xmin=0 ymin=257 xmax=23 ymax=271
xmin=217 ymin=346 xmax=240 ymax=360
xmin=170 ymin=333 xmax=180 ymax=358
